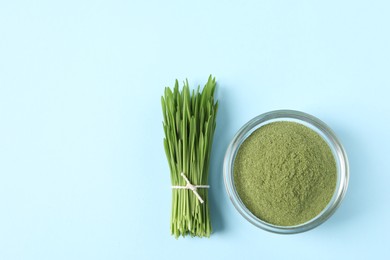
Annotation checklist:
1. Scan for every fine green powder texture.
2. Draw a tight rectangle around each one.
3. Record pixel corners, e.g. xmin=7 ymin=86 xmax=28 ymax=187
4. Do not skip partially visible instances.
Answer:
xmin=234 ymin=121 xmax=337 ymax=226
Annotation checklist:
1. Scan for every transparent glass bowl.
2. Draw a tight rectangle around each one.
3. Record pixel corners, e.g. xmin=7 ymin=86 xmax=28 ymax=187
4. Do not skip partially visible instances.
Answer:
xmin=223 ymin=110 xmax=349 ymax=234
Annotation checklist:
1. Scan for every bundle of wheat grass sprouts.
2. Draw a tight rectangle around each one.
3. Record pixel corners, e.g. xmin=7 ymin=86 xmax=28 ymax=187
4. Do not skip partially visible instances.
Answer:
xmin=161 ymin=75 xmax=218 ymax=238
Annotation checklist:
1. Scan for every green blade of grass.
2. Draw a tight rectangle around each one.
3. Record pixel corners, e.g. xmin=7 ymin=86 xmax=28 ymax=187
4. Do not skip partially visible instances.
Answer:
xmin=162 ymin=75 xmax=218 ymax=238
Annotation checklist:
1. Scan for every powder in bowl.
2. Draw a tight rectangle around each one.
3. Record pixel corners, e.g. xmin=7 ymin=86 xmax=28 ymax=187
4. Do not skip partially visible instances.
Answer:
xmin=233 ymin=121 xmax=337 ymax=226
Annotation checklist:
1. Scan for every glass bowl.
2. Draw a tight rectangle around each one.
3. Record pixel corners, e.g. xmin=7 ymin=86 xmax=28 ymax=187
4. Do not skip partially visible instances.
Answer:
xmin=223 ymin=110 xmax=349 ymax=234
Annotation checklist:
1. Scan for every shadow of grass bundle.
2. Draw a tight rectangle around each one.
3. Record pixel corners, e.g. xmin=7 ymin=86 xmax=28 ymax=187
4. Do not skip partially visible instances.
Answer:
xmin=161 ymin=75 xmax=218 ymax=238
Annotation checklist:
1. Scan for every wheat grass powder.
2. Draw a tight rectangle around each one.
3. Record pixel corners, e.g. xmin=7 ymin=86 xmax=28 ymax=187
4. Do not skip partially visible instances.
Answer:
xmin=233 ymin=121 xmax=337 ymax=226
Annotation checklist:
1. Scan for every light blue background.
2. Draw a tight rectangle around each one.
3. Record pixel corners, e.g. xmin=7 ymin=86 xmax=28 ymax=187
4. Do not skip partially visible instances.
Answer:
xmin=1 ymin=0 xmax=389 ymax=259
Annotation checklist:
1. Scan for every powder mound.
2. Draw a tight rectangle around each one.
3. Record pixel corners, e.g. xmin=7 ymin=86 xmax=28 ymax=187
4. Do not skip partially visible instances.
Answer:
xmin=234 ymin=121 xmax=337 ymax=226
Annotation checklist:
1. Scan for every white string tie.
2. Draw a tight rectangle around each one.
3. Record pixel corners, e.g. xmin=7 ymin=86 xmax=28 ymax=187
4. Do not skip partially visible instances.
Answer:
xmin=171 ymin=173 xmax=209 ymax=204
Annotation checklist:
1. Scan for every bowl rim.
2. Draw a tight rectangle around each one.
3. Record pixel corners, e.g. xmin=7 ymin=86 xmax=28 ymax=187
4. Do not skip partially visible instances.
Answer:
xmin=223 ymin=109 xmax=349 ymax=234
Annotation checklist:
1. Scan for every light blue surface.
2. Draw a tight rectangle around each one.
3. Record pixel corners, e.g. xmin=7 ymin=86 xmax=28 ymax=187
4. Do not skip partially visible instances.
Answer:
xmin=1 ymin=0 xmax=389 ymax=259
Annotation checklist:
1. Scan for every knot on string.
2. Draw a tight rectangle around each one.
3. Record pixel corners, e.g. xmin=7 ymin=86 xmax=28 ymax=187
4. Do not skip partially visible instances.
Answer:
xmin=171 ymin=173 xmax=210 ymax=204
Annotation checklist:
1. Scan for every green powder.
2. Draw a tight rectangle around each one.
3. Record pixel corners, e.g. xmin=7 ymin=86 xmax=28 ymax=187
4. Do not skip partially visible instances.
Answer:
xmin=234 ymin=121 xmax=337 ymax=226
